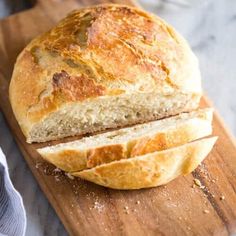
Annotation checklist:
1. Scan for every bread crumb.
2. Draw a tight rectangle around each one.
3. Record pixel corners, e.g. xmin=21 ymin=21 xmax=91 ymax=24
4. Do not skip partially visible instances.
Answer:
xmin=54 ymin=176 xmax=60 ymax=182
xmin=194 ymin=178 xmax=205 ymax=189
xmin=136 ymin=201 xmax=140 ymax=205
xmin=53 ymin=168 xmax=62 ymax=173
xmin=123 ymin=206 xmax=129 ymax=214
xmin=93 ymin=201 xmax=104 ymax=213
xmin=203 ymin=209 xmax=209 ymax=214
xmin=65 ymin=173 xmax=75 ymax=180
xmin=35 ymin=163 xmax=42 ymax=169
xmin=220 ymin=195 xmax=225 ymax=200
xmin=194 ymin=179 xmax=201 ymax=186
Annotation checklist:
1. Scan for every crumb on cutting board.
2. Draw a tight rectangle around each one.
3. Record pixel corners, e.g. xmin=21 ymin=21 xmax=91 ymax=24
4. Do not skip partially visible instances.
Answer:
xmin=220 ymin=195 xmax=225 ymax=200
xmin=194 ymin=178 xmax=205 ymax=189
xmin=65 ymin=172 xmax=75 ymax=180
xmin=203 ymin=209 xmax=210 ymax=214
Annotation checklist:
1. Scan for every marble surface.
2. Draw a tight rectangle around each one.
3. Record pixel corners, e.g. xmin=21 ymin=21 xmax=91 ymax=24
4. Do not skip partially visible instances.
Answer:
xmin=0 ymin=0 xmax=236 ymax=235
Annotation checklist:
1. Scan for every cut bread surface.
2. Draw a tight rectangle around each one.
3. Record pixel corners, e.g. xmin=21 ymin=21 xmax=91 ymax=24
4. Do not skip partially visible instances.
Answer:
xmin=38 ymin=108 xmax=213 ymax=172
xmin=72 ymin=137 xmax=217 ymax=190
xmin=28 ymin=92 xmax=200 ymax=143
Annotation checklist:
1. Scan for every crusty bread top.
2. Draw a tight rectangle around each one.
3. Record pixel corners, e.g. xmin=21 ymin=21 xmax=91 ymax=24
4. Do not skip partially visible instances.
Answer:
xmin=9 ymin=4 xmax=201 ymax=135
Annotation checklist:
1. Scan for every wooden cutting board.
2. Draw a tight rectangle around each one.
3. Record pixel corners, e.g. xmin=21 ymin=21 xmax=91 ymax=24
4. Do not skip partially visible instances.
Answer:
xmin=1 ymin=0 xmax=236 ymax=235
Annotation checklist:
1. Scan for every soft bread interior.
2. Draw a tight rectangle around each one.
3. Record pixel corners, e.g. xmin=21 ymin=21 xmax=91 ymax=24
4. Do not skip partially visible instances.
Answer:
xmin=72 ymin=137 xmax=217 ymax=190
xmin=38 ymin=108 xmax=213 ymax=172
xmin=29 ymin=92 xmax=200 ymax=143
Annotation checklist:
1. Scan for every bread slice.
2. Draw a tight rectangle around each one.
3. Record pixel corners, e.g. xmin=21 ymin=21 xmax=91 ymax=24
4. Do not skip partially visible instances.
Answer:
xmin=37 ymin=108 xmax=213 ymax=172
xmin=9 ymin=4 xmax=201 ymax=143
xmin=72 ymin=137 xmax=217 ymax=189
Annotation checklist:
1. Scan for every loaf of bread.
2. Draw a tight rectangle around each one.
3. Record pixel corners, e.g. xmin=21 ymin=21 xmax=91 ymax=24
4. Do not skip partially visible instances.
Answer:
xmin=9 ymin=4 xmax=201 ymax=143
xmin=10 ymin=4 xmax=213 ymax=190
xmin=72 ymin=137 xmax=217 ymax=189
xmin=37 ymin=108 xmax=213 ymax=172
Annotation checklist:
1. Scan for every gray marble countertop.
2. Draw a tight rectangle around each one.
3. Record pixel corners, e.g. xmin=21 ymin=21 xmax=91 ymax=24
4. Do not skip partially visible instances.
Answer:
xmin=0 ymin=0 xmax=236 ymax=235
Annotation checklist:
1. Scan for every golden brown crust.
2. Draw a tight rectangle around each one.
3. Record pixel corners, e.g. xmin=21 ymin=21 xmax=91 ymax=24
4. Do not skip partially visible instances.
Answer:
xmin=37 ymin=109 xmax=212 ymax=172
xmin=9 ymin=51 xmax=48 ymax=135
xmin=44 ymin=149 xmax=87 ymax=172
xmin=72 ymin=137 xmax=217 ymax=189
xmin=87 ymin=144 xmax=127 ymax=168
xmin=10 ymin=4 xmax=201 ymax=140
xmin=52 ymin=70 xmax=106 ymax=101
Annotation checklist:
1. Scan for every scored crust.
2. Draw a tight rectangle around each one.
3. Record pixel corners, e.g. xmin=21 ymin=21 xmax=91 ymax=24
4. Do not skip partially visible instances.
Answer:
xmin=9 ymin=4 xmax=201 ymax=142
xmin=72 ymin=137 xmax=217 ymax=190
xmin=37 ymin=108 xmax=213 ymax=172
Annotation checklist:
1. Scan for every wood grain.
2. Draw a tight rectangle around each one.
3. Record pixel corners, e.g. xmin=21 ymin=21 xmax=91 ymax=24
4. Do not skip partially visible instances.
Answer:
xmin=0 ymin=0 xmax=236 ymax=235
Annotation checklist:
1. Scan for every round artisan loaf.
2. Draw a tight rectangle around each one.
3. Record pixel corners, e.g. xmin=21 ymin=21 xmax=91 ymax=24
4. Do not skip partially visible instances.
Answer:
xmin=9 ymin=4 xmax=202 ymax=143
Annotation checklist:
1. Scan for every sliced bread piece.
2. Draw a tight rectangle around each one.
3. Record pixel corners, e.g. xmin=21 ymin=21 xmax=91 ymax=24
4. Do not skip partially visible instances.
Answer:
xmin=38 ymin=108 xmax=213 ymax=172
xmin=72 ymin=137 xmax=217 ymax=190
